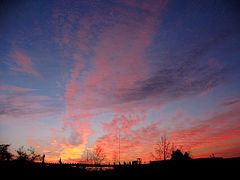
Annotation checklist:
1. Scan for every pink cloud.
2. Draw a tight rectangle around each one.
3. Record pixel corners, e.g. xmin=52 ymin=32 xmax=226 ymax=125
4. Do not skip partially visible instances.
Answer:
xmin=100 ymin=114 xmax=146 ymax=133
xmin=95 ymin=121 xmax=162 ymax=162
xmin=0 ymin=85 xmax=37 ymax=92
xmin=37 ymin=1 xmax=237 ymax=162
xmin=93 ymin=113 xmax=163 ymax=162
xmin=13 ymin=1 xmax=239 ymax=163
xmin=121 ymin=0 xmax=167 ymax=13
xmin=0 ymin=92 xmax=60 ymax=124
xmin=92 ymin=103 xmax=240 ymax=162
xmin=169 ymin=105 xmax=240 ymax=158
xmin=7 ymin=50 xmax=40 ymax=77
xmin=48 ymin=0 xmax=168 ymax=162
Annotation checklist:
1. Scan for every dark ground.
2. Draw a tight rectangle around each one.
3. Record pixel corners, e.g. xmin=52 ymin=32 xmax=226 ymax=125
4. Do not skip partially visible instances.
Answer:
xmin=1 ymin=157 xmax=239 ymax=177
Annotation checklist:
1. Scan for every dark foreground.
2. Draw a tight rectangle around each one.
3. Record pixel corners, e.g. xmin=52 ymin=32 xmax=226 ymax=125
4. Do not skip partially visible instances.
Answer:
xmin=1 ymin=157 xmax=239 ymax=177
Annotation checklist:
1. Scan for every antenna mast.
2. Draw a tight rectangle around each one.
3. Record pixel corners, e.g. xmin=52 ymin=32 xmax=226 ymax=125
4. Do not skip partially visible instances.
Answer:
xmin=118 ymin=128 xmax=120 ymax=163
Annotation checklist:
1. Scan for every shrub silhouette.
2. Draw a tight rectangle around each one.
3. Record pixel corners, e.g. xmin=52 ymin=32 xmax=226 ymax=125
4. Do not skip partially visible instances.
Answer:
xmin=15 ymin=146 xmax=41 ymax=162
xmin=171 ymin=149 xmax=191 ymax=160
xmin=0 ymin=144 xmax=12 ymax=161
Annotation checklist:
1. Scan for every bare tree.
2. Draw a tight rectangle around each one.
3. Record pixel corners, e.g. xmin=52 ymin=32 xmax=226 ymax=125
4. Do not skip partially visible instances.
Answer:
xmin=89 ymin=145 xmax=106 ymax=164
xmin=153 ymin=136 xmax=173 ymax=161
xmin=28 ymin=147 xmax=41 ymax=162
xmin=16 ymin=146 xmax=28 ymax=161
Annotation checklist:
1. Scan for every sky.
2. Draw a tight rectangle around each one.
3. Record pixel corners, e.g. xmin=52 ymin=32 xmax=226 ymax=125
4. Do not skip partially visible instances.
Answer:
xmin=0 ymin=0 xmax=240 ymax=163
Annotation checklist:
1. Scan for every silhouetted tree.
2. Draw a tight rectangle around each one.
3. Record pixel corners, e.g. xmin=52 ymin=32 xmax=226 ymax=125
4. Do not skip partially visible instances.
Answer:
xmin=210 ymin=153 xmax=215 ymax=158
xmin=28 ymin=147 xmax=41 ymax=162
xmin=16 ymin=146 xmax=41 ymax=162
xmin=89 ymin=145 xmax=105 ymax=164
xmin=0 ymin=144 xmax=13 ymax=161
xmin=16 ymin=146 xmax=28 ymax=161
xmin=171 ymin=149 xmax=184 ymax=160
xmin=153 ymin=136 xmax=173 ymax=160
xmin=183 ymin=152 xmax=191 ymax=160
xmin=171 ymin=149 xmax=191 ymax=160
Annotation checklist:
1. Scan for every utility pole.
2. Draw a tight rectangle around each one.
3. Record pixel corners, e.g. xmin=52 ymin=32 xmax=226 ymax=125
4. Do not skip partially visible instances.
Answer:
xmin=118 ymin=128 xmax=120 ymax=163
xmin=87 ymin=149 xmax=88 ymax=163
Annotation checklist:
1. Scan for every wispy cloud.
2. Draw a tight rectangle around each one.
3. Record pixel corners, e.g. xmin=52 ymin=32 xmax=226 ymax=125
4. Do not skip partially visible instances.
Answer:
xmin=117 ymin=25 xmax=238 ymax=105
xmin=0 ymin=85 xmax=37 ymax=92
xmin=6 ymin=50 xmax=40 ymax=77
xmin=9 ymin=0 xmax=239 ymax=162
xmin=169 ymin=104 xmax=240 ymax=158
xmin=0 ymin=92 xmax=62 ymax=120
xmin=47 ymin=0 xmax=166 ymax=161
xmin=96 ymin=114 xmax=161 ymax=161
xmin=219 ymin=97 xmax=240 ymax=107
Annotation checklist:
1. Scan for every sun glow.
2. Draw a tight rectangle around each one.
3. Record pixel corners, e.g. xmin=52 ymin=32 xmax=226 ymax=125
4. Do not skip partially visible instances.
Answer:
xmin=58 ymin=144 xmax=86 ymax=162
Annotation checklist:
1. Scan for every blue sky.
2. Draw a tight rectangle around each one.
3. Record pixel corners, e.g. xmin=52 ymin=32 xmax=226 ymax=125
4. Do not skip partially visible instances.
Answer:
xmin=0 ymin=0 xmax=240 ymax=162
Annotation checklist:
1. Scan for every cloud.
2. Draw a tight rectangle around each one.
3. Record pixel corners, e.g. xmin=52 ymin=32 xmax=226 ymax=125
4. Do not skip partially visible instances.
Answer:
xmin=6 ymin=50 xmax=40 ymax=77
xmin=94 ymin=101 xmax=240 ymax=161
xmin=16 ymin=0 xmax=240 ymax=162
xmin=54 ymin=5 xmax=238 ymax=116
xmin=169 ymin=105 xmax=240 ymax=158
xmin=50 ymin=1 xmax=238 ymax=161
xmin=48 ymin=0 xmax=167 ymax=161
xmin=219 ymin=97 xmax=240 ymax=107
xmin=120 ymin=60 xmax=225 ymax=104
xmin=117 ymin=25 xmax=238 ymax=105
xmin=0 ymin=85 xmax=37 ymax=92
xmin=0 ymin=93 xmax=62 ymax=120
xmin=95 ymin=114 xmax=161 ymax=162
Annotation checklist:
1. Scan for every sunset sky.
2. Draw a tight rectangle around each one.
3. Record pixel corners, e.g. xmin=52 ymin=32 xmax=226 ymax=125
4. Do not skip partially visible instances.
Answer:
xmin=0 ymin=0 xmax=240 ymax=163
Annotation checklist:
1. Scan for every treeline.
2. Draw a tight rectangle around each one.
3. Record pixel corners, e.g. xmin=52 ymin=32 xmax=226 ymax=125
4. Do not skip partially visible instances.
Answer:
xmin=0 ymin=143 xmax=191 ymax=165
xmin=0 ymin=144 xmax=42 ymax=162
xmin=0 ymin=136 xmax=191 ymax=163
